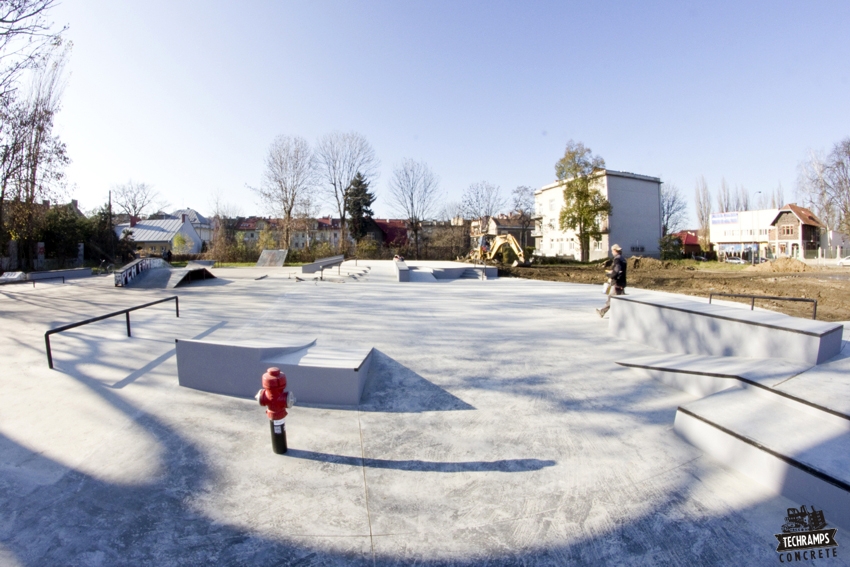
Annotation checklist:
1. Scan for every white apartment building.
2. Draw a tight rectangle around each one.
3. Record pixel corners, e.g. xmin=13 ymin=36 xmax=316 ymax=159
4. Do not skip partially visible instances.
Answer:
xmin=533 ymin=169 xmax=662 ymax=260
xmin=710 ymin=209 xmax=778 ymax=261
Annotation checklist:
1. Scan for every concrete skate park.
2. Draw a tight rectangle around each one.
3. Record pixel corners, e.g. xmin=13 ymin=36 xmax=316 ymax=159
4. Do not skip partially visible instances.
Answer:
xmin=2 ymin=259 xmax=849 ymax=566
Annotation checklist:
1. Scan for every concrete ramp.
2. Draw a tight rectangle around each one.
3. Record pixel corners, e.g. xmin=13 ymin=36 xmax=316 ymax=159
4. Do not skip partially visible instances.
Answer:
xmin=165 ymin=266 xmax=215 ymax=288
xmin=409 ymin=269 xmax=438 ymax=282
xmin=256 ymin=249 xmax=288 ymax=267
xmin=123 ymin=264 xmax=216 ymax=289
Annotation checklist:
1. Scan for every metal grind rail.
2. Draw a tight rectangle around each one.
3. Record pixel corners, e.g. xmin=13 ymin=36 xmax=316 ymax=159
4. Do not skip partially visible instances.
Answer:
xmin=1 ymin=276 xmax=65 ymax=288
xmin=708 ymin=292 xmax=818 ymax=320
xmin=44 ymin=295 xmax=179 ymax=369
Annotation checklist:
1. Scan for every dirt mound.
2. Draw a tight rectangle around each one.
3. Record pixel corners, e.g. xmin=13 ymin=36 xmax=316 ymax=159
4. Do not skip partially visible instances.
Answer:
xmin=746 ymin=258 xmax=814 ymax=273
xmin=627 ymin=256 xmax=678 ymax=271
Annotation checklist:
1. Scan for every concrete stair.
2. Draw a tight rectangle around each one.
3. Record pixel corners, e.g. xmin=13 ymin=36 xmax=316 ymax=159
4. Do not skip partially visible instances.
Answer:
xmin=675 ymin=384 xmax=850 ymax=530
xmin=460 ymin=268 xmax=485 ymax=280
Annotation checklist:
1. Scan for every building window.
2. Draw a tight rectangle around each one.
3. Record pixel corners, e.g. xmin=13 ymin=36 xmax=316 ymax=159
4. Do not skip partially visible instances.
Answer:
xmin=781 ymin=225 xmax=794 ymax=236
xmin=549 ymin=199 xmax=555 ymax=212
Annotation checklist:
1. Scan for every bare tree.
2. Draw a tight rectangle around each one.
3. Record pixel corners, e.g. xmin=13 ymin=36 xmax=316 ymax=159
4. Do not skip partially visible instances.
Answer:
xmin=462 ymin=181 xmax=506 ymax=234
xmin=314 ymin=131 xmax=379 ymax=251
xmin=716 ymin=178 xmax=732 ymax=213
xmin=3 ymin=42 xmax=68 ymax=268
xmin=798 ymin=139 xmax=850 ymax=235
xmin=432 ymin=200 xmax=469 ymax=258
xmin=207 ymin=190 xmax=242 ymax=260
xmin=770 ymin=183 xmax=785 ymax=209
xmin=694 ymin=175 xmax=712 ymax=250
xmin=112 ymin=180 xmax=161 ymax=218
xmin=253 ymin=135 xmax=315 ymax=248
xmin=388 ymin=158 xmax=440 ymax=258
xmin=0 ymin=0 xmax=65 ymax=102
xmin=736 ymin=185 xmax=750 ymax=211
xmin=659 ymin=182 xmax=687 ymax=235
xmin=510 ymin=185 xmax=536 ymax=249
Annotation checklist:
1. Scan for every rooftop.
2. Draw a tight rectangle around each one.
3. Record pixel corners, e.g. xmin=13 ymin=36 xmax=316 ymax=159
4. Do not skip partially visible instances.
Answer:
xmin=114 ymin=218 xmax=187 ymax=242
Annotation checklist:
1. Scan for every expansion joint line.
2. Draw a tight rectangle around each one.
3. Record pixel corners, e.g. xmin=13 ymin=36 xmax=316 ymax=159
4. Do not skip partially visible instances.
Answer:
xmin=358 ymin=408 xmax=376 ymax=565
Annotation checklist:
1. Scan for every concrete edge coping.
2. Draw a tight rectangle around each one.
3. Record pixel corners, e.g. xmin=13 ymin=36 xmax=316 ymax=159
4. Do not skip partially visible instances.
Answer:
xmin=620 ymin=353 xmax=850 ymax=423
xmin=612 ymin=295 xmax=843 ymax=338
xmin=675 ymin=406 xmax=850 ymax=494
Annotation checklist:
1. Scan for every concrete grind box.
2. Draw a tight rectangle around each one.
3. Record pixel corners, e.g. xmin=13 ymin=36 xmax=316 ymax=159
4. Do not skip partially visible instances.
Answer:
xmin=175 ymin=337 xmax=374 ymax=406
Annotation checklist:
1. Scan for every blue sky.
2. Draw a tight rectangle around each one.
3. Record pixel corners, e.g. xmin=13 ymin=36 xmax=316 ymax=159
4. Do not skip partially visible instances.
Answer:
xmin=51 ymin=1 xmax=850 ymax=224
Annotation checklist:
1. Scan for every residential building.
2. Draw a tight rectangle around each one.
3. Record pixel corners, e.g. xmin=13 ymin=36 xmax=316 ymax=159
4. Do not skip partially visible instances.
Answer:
xmin=768 ymin=204 xmax=826 ymax=260
xmin=672 ymin=229 xmax=703 ymax=257
xmin=172 ymin=209 xmax=212 ymax=243
xmin=368 ymin=219 xmax=409 ymax=247
xmin=470 ymin=214 xmax=534 ymax=249
xmin=710 ymin=204 xmax=833 ymax=261
xmin=114 ymin=217 xmax=203 ymax=255
xmin=533 ymin=169 xmax=662 ymax=259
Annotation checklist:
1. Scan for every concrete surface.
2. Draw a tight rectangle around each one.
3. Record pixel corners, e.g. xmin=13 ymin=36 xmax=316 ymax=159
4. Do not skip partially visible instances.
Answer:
xmin=610 ymin=292 xmax=844 ymax=364
xmin=1 ymin=260 xmax=848 ymax=565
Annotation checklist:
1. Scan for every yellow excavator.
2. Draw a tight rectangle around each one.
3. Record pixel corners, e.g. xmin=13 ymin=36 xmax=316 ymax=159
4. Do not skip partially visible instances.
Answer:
xmin=469 ymin=234 xmax=531 ymax=267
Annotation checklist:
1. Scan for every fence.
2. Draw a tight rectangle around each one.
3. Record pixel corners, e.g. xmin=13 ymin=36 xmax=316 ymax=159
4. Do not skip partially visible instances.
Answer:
xmin=708 ymin=292 xmax=818 ymax=320
xmin=44 ymin=296 xmax=179 ymax=369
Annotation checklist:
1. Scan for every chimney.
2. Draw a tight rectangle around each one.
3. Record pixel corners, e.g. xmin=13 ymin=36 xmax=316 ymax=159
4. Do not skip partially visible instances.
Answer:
xmin=130 ymin=216 xmax=138 ymax=228
xmin=71 ymin=199 xmax=78 ymax=209
xmin=182 ymin=213 xmax=188 ymax=224
xmin=42 ymin=199 xmax=50 ymax=208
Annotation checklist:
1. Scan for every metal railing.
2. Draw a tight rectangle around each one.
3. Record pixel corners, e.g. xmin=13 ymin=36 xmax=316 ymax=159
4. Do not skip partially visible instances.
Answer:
xmin=44 ymin=296 xmax=179 ymax=369
xmin=708 ymin=292 xmax=818 ymax=320
xmin=1 ymin=276 xmax=65 ymax=288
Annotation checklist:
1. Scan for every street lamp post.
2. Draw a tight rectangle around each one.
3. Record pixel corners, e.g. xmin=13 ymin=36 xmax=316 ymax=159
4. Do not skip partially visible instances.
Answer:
xmin=753 ymin=191 xmax=762 ymax=264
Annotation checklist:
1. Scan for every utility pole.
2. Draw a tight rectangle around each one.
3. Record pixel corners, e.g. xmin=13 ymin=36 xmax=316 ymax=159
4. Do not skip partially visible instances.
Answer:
xmin=109 ymin=190 xmax=114 ymax=259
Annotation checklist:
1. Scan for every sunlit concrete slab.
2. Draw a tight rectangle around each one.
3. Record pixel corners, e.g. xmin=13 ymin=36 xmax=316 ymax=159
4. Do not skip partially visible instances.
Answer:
xmin=1 ymin=274 xmax=848 ymax=565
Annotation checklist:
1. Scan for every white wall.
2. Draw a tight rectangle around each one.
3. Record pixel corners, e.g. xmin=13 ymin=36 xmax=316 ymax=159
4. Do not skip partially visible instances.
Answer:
xmin=534 ymin=170 xmax=662 ymax=259
xmin=604 ymin=173 xmax=662 ymax=258
xmin=177 ymin=221 xmax=203 ymax=254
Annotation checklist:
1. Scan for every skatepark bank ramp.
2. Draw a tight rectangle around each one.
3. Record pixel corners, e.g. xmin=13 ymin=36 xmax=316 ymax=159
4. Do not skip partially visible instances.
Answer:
xmin=118 ymin=260 xmax=216 ymax=289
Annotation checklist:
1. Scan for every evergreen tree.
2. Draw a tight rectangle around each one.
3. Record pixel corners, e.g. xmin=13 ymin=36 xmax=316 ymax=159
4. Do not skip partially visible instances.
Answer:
xmin=345 ymin=172 xmax=375 ymax=242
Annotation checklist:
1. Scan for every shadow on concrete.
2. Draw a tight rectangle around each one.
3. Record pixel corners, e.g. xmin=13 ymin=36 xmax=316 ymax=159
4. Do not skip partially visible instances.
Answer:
xmin=285 ymin=449 xmax=556 ymax=473
xmin=109 ymin=321 xmax=229 ymax=388
xmin=359 ymin=350 xmax=475 ymax=413
xmin=0 ymin=287 xmax=816 ymax=565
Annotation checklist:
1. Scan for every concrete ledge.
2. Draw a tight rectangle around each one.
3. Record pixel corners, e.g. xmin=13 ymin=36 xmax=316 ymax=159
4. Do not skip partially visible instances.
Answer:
xmin=29 ymin=268 xmax=92 ymax=280
xmin=395 ymin=260 xmax=410 ymax=282
xmin=617 ymin=353 xmax=812 ymax=397
xmin=301 ymin=255 xmax=344 ymax=274
xmin=175 ymin=337 xmax=373 ymax=406
xmin=610 ymin=294 xmax=843 ymax=365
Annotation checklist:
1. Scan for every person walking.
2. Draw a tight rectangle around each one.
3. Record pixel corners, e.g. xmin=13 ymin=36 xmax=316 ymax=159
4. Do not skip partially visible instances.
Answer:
xmin=597 ymin=244 xmax=626 ymax=318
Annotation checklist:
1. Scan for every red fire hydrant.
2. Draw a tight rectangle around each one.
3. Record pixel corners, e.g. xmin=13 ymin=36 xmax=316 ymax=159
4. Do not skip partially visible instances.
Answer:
xmin=256 ymin=367 xmax=295 ymax=454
